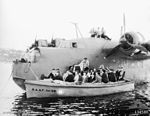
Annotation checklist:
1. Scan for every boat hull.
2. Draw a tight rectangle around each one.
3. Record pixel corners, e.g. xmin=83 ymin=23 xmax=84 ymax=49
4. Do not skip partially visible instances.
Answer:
xmin=13 ymin=76 xmax=26 ymax=90
xmin=25 ymin=80 xmax=134 ymax=98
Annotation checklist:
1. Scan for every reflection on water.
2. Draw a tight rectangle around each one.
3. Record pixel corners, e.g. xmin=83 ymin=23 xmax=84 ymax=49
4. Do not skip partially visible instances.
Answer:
xmin=10 ymin=91 xmax=150 ymax=115
xmin=0 ymin=62 xmax=150 ymax=115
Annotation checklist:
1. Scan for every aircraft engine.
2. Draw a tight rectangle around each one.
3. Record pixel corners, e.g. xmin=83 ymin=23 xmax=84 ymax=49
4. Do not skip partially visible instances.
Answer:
xmin=120 ymin=32 xmax=145 ymax=45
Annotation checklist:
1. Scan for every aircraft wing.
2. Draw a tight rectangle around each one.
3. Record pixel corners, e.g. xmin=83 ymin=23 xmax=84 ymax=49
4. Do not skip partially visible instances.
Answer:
xmin=131 ymin=44 xmax=148 ymax=53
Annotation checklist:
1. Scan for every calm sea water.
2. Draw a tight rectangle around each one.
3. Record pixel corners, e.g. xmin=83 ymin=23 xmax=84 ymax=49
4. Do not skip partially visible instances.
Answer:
xmin=0 ymin=62 xmax=150 ymax=116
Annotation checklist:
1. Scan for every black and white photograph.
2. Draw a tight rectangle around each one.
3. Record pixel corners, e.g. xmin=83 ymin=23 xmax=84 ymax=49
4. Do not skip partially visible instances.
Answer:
xmin=1 ymin=0 xmax=150 ymax=115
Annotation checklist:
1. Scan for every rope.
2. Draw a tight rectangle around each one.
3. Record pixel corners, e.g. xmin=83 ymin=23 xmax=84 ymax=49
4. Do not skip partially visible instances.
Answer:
xmin=0 ymin=70 xmax=13 ymax=96
xmin=24 ymin=62 xmax=39 ymax=80
xmin=29 ymin=67 xmax=39 ymax=80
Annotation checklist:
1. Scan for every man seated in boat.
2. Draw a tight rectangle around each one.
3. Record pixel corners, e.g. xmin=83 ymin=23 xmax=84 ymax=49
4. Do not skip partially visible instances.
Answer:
xmin=47 ymin=69 xmax=56 ymax=79
xmin=82 ymin=72 xmax=88 ymax=83
xmin=84 ymin=68 xmax=104 ymax=83
xmin=73 ymin=69 xmax=96 ymax=84
xmin=115 ymin=67 xmax=125 ymax=81
xmin=63 ymin=67 xmax=85 ymax=84
xmin=97 ymin=66 xmax=109 ymax=83
xmin=63 ymin=66 xmax=75 ymax=82
xmin=101 ymin=69 xmax=109 ymax=83
xmin=78 ymin=57 xmax=89 ymax=71
xmin=54 ymin=69 xmax=63 ymax=81
xmin=81 ymin=69 xmax=91 ymax=83
xmin=92 ymin=70 xmax=102 ymax=83
xmin=40 ymin=68 xmax=63 ymax=81
xmin=74 ymin=70 xmax=83 ymax=85
xmin=106 ymin=67 xmax=117 ymax=82
xmin=98 ymin=65 xmax=126 ymax=82
xmin=85 ymin=69 xmax=95 ymax=83
xmin=40 ymin=68 xmax=56 ymax=80
xmin=89 ymin=68 xmax=100 ymax=83
xmin=62 ymin=64 xmax=126 ymax=84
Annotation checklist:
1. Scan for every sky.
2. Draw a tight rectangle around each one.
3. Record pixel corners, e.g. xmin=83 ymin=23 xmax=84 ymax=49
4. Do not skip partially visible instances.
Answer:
xmin=1 ymin=0 xmax=150 ymax=50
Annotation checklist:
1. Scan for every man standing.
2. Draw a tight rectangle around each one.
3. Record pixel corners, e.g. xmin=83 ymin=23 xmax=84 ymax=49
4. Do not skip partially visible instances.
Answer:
xmin=79 ymin=57 xmax=89 ymax=71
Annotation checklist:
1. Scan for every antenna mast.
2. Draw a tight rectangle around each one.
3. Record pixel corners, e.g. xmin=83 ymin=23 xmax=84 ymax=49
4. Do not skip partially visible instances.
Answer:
xmin=123 ymin=13 xmax=126 ymax=35
xmin=34 ymin=34 xmax=37 ymax=43
xmin=71 ymin=22 xmax=83 ymax=38
xmin=35 ymin=34 xmax=37 ymax=40
xmin=120 ymin=26 xmax=123 ymax=36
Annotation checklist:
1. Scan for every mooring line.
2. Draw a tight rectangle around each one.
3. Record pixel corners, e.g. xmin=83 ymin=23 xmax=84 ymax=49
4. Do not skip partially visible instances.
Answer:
xmin=0 ymin=70 xmax=13 ymax=96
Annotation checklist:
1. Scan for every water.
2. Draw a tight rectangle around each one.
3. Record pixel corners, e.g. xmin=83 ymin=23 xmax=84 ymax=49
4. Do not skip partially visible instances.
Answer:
xmin=0 ymin=62 xmax=150 ymax=115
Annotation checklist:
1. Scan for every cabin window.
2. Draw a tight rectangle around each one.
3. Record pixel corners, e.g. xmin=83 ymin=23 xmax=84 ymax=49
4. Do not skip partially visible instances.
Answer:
xmin=72 ymin=42 xmax=77 ymax=48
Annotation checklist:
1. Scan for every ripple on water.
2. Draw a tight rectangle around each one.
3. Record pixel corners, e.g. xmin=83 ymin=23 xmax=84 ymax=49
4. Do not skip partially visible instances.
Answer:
xmin=9 ymin=89 xmax=150 ymax=115
xmin=0 ymin=62 xmax=149 ymax=115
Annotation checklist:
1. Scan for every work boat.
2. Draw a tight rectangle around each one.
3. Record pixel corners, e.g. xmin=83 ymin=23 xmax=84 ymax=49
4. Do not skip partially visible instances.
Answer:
xmin=12 ymin=30 xmax=150 ymax=90
xmin=25 ymin=80 xmax=134 ymax=98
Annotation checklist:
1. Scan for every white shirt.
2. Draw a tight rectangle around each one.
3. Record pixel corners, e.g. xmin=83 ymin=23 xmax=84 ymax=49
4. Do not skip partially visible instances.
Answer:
xmin=74 ymin=74 xmax=79 ymax=83
xmin=79 ymin=59 xmax=89 ymax=71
